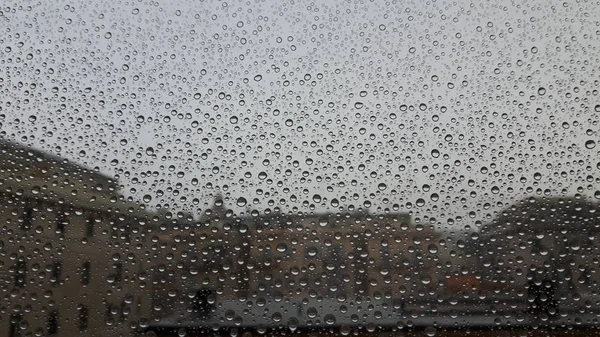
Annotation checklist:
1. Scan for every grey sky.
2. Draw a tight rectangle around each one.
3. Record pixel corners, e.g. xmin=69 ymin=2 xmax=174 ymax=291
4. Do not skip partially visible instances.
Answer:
xmin=1 ymin=0 xmax=598 ymax=231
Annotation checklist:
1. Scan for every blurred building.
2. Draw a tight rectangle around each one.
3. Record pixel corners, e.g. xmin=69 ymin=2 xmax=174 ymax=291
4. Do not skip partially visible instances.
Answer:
xmin=0 ymin=139 xmax=156 ymax=337
xmin=147 ymin=198 xmax=449 ymax=320
xmin=478 ymin=196 xmax=600 ymax=300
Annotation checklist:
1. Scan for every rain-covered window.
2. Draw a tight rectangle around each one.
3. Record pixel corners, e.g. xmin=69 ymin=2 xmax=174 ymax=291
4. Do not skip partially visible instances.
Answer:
xmin=1 ymin=0 xmax=600 ymax=336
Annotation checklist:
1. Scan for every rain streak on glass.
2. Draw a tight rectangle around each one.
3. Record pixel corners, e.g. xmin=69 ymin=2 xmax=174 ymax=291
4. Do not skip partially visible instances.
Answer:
xmin=0 ymin=0 xmax=600 ymax=336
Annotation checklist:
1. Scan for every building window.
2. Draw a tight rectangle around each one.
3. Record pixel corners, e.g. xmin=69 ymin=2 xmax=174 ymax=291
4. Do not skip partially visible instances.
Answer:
xmin=46 ymin=310 xmax=59 ymax=335
xmin=8 ymin=313 xmax=22 ymax=337
xmin=114 ymin=262 xmax=123 ymax=283
xmin=105 ymin=304 xmax=115 ymax=322
xmin=354 ymin=240 xmax=369 ymax=294
xmin=119 ymin=301 xmax=129 ymax=322
xmin=14 ymin=260 xmax=26 ymax=288
xmin=78 ymin=305 xmax=89 ymax=331
xmin=81 ymin=261 xmax=91 ymax=285
xmin=531 ymin=239 xmax=543 ymax=255
xmin=86 ymin=217 xmax=95 ymax=237
xmin=20 ymin=205 xmax=33 ymax=230
xmin=51 ymin=262 xmax=62 ymax=285
xmin=55 ymin=214 xmax=67 ymax=234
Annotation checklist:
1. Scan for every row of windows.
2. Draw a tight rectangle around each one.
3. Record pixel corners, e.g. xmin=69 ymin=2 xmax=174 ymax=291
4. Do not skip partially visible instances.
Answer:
xmin=18 ymin=206 xmax=135 ymax=240
xmin=20 ymin=206 xmax=97 ymax=236
xmin=8 ymin=305 xmax=102 ymax=336
xmin=14 ymin=261 xmax=121 ymax=287
xmin=7 ymin=299 xmax=144 ymax=336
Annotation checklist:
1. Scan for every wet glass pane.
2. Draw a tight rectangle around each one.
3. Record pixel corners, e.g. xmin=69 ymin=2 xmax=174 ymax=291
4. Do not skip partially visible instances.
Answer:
xmin=1 ymin=1 xmax=600 ymax=336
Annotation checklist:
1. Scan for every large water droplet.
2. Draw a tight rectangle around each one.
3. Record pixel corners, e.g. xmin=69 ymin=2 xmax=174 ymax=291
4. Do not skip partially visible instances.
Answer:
xmin=236 ymin=197 xmax=247 ymax=207
xmin=585 ymin=140 xmax=596 ymax=149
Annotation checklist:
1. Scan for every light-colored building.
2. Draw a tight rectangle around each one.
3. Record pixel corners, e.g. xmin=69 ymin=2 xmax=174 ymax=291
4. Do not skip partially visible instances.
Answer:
xmin=0 ymin=139 xmax=156 ymax=337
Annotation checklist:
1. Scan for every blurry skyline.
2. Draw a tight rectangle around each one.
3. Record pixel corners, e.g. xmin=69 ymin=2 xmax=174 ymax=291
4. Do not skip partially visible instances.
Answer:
xmin=1 ymin=0 xmax=599 ymax=231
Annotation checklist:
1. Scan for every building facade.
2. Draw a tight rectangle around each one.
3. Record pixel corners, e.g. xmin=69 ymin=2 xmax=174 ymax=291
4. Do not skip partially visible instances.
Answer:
xmin=0 ymin=139 xmax=156 ymax=336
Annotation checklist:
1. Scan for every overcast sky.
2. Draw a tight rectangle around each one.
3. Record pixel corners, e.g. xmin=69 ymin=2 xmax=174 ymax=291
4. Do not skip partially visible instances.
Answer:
xmin=1 ymin=0 xmax=599 ymax=231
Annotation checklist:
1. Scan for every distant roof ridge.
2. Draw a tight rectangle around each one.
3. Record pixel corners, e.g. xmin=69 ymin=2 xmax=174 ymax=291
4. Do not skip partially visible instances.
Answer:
xmin=0 ymin=136 xmax=116 ymax=183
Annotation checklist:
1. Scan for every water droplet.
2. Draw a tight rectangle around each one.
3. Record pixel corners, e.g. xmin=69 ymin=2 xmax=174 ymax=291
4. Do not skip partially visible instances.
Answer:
xmin=354 ymin=102 xmax=364 ymax=109
xmin=276 ymin=243 xmax=287 ymax=252
xmin=143 ymin=195 xmax=152 ymax=203
xmin=585 ymin=140 xmax=596 ymax=149
xmin=424 ymin=327 xmax=437 ymax=336
xmin=288 ymin=317 xmax=299 ymax=332
xmin=313 ymin=194 xmax=322 ymax=203
xmin=377 ymin=183 xmax=387 ymax=191
xmin=254 ymin=74 xmax=262 ymax=81
xmin=538 ymin=87 xmax=546 ymax=95
xmin=105 ymin=32 xmax=112 ymax=39
xmin=236 ymin=197 xmax=247 ymax=207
